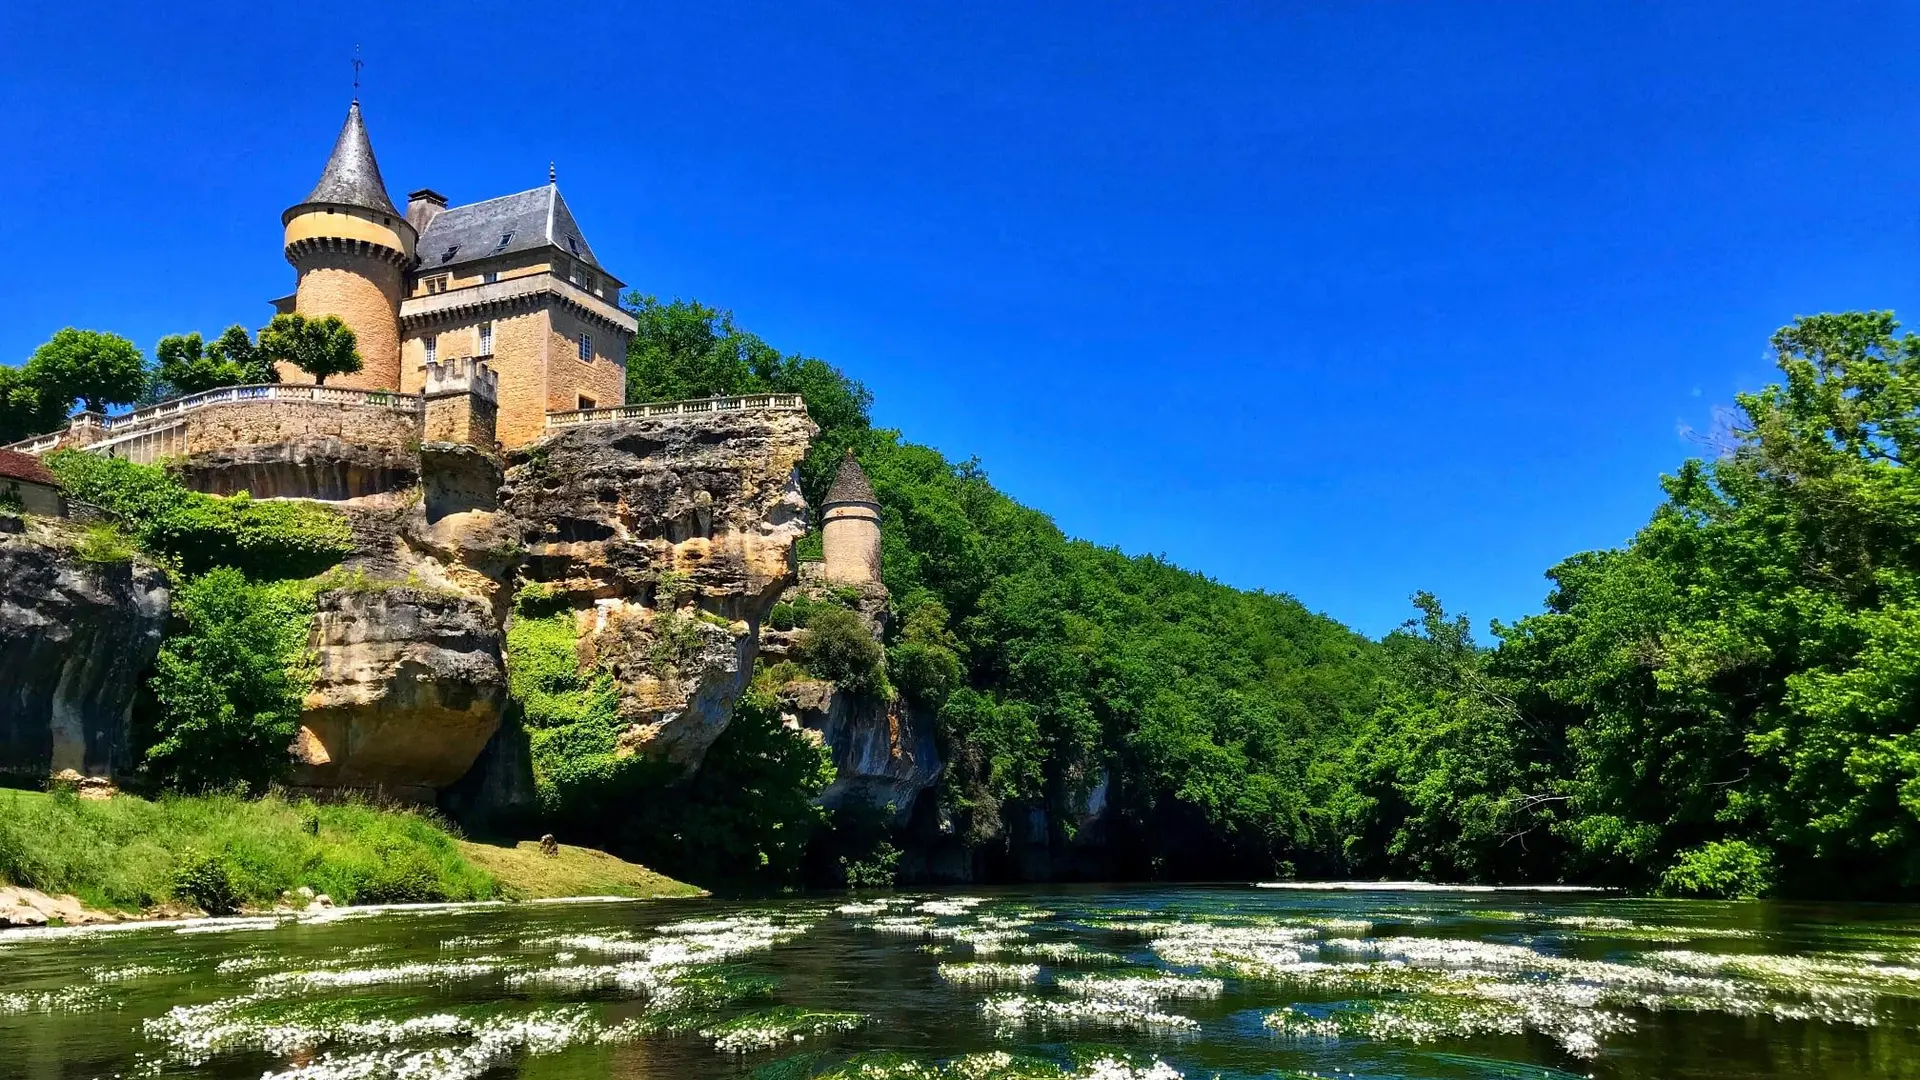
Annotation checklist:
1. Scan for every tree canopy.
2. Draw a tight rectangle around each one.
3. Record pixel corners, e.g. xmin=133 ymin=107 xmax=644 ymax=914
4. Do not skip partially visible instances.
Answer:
xmin=257 ymin=313 xmax=361 ymax=386
xmin=26 ymin=328 xmax=146 ymax=414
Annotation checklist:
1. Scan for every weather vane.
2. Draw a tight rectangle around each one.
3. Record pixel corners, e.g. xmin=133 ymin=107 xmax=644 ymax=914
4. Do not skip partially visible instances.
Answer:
xmin=352 ymin=45 xmax=363 ymax=102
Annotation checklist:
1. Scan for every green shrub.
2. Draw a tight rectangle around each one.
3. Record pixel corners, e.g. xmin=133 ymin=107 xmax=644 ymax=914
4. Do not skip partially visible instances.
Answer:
xmin=841 ymin=842 xmax=901 ymax=889
xmin=768 ymin=602 xmax=798 ymax=631
xmin=170 ymin=850 xmax=241 ymax=915
xmin=798 ymin=605 xmax=889 ymax=698
xmin=1659 ymin=840 xmax=1776 ymax=899
xmin=144 ymin=568 xmax=316 ymax=791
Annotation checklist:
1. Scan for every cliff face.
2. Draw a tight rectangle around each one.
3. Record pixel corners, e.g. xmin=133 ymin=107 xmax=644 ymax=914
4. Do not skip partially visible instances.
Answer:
xmin=497 ymin=410 xmax=815 ymax=772
xmin=0 ymin=517 xmax=169 ymax=784
xmin=286 ymin=586 xmax=507 ymax=802
xmin=0 ymin=404 xmax=824 ymax=812
xmin=778 ymin=678 xmax=940 ymax=826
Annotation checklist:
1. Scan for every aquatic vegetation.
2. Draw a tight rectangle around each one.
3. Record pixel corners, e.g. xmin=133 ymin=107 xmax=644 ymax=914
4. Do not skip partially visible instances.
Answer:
xmin=1000 ymin=942 xmax=1127 ymax=965
xmin=702 ymin=1006 xmax=865 ymax=1053
xmin=981 ymin=993 xmax=1199 ymax=1032
xmin=0 ymin=985 xmax=109 ymax=1015
xmin=1145 ymin=923 xmax=1319 ymax=977
xmin=939 ymin=962 xmax=1043 ymax=986
xmin=253 ymin=1007 xmax=628 ymax=1080
xmin=253 ymin=960 xmax=504 ymax=994
xmin=1055 ymin=973 xmax=1224 ymax=1006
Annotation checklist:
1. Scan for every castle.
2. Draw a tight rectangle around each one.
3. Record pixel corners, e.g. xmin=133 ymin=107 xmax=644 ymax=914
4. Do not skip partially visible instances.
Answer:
xmin=277 ymin=101 xmax=636 ymax=447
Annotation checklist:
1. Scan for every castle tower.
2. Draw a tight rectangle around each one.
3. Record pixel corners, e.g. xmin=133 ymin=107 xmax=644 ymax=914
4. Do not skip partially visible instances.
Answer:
xmin=821 ymin=450 xmax=882 ymax=584
xmin=280 ymin=101 xmax=416 ymax=390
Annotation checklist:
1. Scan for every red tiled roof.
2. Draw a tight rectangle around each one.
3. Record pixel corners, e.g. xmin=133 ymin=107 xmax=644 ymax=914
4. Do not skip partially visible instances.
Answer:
xmin=0 ymin=448 xmax=58 ymax=487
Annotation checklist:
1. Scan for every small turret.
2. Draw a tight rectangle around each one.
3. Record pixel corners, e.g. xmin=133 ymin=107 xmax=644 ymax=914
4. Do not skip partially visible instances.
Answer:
xmin=280 ymin=101 xmax=416 ymax=391
xmin=820 ymin=450 xmax=882 ymax=585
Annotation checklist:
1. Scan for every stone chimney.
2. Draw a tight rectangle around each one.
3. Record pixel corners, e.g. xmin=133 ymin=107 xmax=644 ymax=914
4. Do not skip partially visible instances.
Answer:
xmin=406 ymin=188 xmax=449 ymax=233
xmin=422 ymin=358 xmax=499 ymax=449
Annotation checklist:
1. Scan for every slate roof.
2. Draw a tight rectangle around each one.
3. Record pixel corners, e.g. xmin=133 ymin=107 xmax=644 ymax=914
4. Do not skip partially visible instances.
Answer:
xmin=0 ymin=449 xmax=58 ymax=487
xmin=415 ymin=185 xmax=612 ymax=278
xmin=299 ymin=102 xmax=400 ymax=217
xmin=824 ymin=450 xmax=877 ymax=505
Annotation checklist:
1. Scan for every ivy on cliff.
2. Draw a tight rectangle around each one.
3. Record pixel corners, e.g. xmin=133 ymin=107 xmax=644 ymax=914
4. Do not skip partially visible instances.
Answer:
xmin=46 ymin=452 xmax=351 ymax=578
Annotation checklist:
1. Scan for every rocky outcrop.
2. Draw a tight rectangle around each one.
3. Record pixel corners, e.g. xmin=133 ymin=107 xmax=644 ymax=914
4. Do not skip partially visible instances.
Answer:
xmin=1 ymin=404 xmax=818 ymax=804
xmin=498 ymin=410 xmax=816 ymax=771
xmin=0 ymin=519 xmax=169 ymax=784
xmin=778 ymin=678 xmax=941 ymax=825
xmin=287 ymin=586 xmax=507 ymax=802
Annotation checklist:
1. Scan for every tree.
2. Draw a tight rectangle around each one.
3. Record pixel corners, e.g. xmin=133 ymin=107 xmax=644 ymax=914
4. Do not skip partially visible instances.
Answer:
xmin=257 ymin=313 xmax=360 ymax=386
xmin=208 ymin=324 xmax=277 ymax=384
xmin=0 ymin=363 xmax=70 ymax=443
xmin=26 ymin=328 xmax=145 ymax=413
xmin=152 ymin=325 xmax=276 ymax=398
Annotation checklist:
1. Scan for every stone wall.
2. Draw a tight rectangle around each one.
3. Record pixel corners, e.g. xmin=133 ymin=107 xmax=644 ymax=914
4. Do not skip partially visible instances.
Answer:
xmin=172 ymin=401 xmax=421 ymax=500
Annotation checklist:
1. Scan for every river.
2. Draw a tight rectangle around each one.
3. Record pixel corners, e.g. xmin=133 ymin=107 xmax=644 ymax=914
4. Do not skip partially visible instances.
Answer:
xmin=2 ymin=884 xmax=1918 ymax=1079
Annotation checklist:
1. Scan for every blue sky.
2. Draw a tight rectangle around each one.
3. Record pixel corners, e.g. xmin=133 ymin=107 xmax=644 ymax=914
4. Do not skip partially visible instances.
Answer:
xmin=2 ymin=2 xmax=1916 ymax=637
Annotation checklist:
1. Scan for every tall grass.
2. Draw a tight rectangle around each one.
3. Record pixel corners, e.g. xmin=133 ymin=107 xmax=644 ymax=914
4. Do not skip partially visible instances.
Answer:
xmin=0 ymin=789 xmax=497 ymax=912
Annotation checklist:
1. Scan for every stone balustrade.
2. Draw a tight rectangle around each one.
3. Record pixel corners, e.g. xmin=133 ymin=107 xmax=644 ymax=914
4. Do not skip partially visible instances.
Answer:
xmin=1 ymin=383 xmax=427 ymax=456
xmin=545 ymin=393 xmax=806 ymax=429
xmin=4 ymin=386 xmax=809 ymax=458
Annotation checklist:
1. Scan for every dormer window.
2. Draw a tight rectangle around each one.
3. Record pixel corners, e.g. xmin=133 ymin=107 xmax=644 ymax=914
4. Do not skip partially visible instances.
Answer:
xmin=439 ymin=245 xmax=459 ymax=264
xmin=566 ymin=234 xmax=580 ymax=255
xmin=494 ymin=231 xmax=513 ymax=250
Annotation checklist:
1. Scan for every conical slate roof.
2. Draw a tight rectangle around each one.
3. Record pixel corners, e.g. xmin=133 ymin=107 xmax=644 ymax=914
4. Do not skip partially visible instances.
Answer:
xmin=824 ymin=450 xmax=877 ymax=505
xmin=300 ymin=102 xmax=400 ymax=216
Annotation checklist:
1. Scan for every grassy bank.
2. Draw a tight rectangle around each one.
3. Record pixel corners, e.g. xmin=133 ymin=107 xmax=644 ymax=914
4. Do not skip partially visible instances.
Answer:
xmin=456 ymin=840 xmax=705 ymax=900
xmin=0 ymin=789 xmax=696 ymax=915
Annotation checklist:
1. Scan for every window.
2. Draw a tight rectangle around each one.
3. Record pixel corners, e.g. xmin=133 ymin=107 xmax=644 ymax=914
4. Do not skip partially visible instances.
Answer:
xmin=566 ymin=234 xmax=580 ymax=255
xmin=568 ymin=261 xmax=583 ymax=287
xmin=577 ymin=332 xmax=592 ymax=361
xmin=424 ymin=275 xmax=449 ymax=295
xmin=477 ymin=322 xmax=493 ymax=356
xmin=581 ymin=271 xmax=596 ymax=294
xmin=482 ymin=270 xmax=498 ymax=284
xmin=494 ymin=231 xmax=513 ymax=250
xmin=424 ymin=335 xmax=438 ymax=364
xmin=578 ymin=394 xmax=597 ymax=410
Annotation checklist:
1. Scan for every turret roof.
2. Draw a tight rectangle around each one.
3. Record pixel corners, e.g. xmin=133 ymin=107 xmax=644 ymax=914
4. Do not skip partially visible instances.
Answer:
xmin=824 ymin=450 xmax=877 ymax=506
xmin=300 ymin=101 xmax=400 ymax=217
xmin=414 ymin=184 xmax=616 ymax=282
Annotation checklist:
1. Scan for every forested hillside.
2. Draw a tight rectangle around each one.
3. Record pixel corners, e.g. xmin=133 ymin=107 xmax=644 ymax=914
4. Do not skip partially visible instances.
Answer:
xmin=629 ymin=300 xmax=1920 ymax=900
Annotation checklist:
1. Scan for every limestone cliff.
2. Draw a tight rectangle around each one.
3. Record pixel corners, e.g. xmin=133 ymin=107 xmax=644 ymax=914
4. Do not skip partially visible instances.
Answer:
xmin=767 ymin=568 xmax=945 ymax=825
xmin=0 ymin=515 xmax=169 ymax=784
xmin=286 ymin=585 xmax=507 ymax=802
xmin=777 ymin=678 xmax=940 ymax=826
xmin=496 ymin=409 xmax=815 ymax=772
xmin=0 ymin=401 xmax=822 ymax=808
